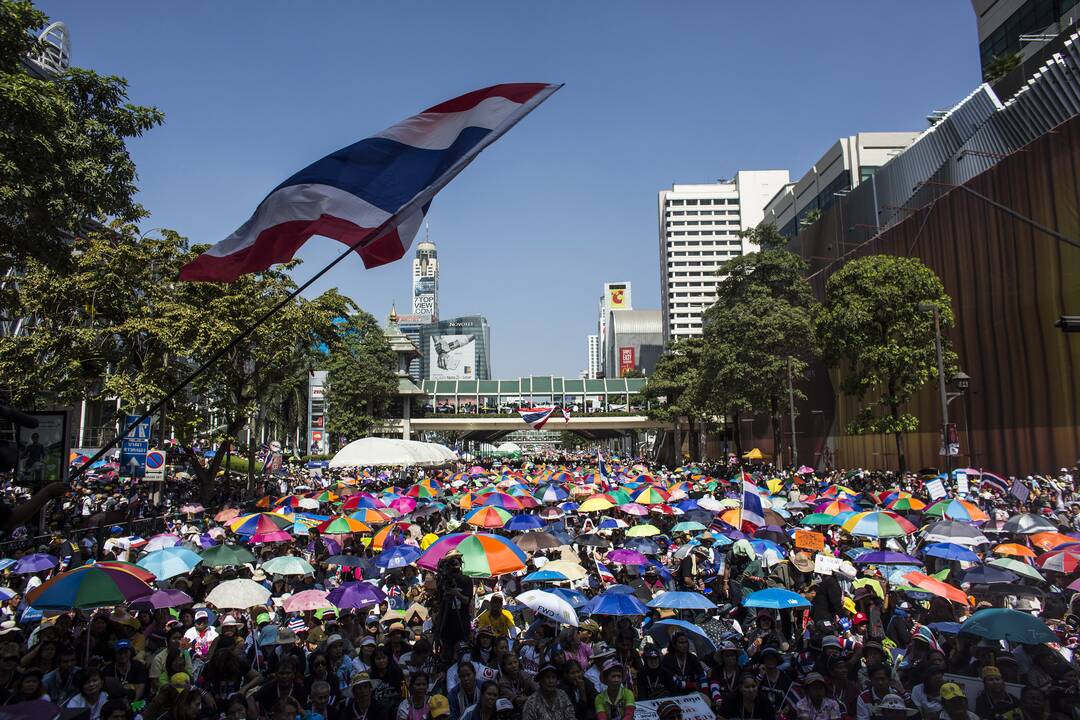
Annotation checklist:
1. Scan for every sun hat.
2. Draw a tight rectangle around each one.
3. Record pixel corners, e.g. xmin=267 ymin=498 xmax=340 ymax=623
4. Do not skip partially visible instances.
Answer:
xmin=351 ymin=672 xmax=372 ymax=687
xmin=428 ymin=694 xmax=450 ymax=718
xmin=879 ymin=693 xmax=917 ymax=714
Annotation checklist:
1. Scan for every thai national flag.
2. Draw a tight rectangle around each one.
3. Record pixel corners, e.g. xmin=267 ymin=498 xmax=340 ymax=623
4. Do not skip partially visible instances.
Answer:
xmin=561 ymin=407 xmax=571 ymax=422
xmin=596 ymin=561 xmax=616 ymax=584
xmin=597 ymin=450 xmax=610 ymax=481
xmin=978 ymin=470 xmax=1011 ymax=495
xmin=180 ymin=83 xmax=560 ymax=282
xmin=518 ymin=407 xmax=556 ymax=431
xmin=740 ymin=474 xmax=766 ymax=532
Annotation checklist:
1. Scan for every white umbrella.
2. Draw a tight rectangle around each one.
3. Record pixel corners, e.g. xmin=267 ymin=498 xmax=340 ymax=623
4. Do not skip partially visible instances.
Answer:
xmin=1002 ymin=513 xmax=1056 ymax=535
xmin=205 ymin=579 xmax=272 ymax=609
xmin=697 ymin=497 xmax=726 ymax=512
xmin=541 ymin=560 xmax=588 ymax=581
xmin=516 ymin=589 xmax=579 ymax=626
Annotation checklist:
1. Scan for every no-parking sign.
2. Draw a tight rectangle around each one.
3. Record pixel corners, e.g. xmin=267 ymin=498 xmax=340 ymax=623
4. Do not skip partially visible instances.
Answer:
xmin=144 ymin=449 xmax=165 ymax=482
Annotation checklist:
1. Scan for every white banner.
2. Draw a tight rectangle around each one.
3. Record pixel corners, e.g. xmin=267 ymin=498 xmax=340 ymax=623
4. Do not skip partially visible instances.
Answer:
xmin=956 ymin=471 xmax=969 ymax=496
xmin=635 ymin=694 xmax=714 ymax=720
xmin=814 ymin=553 xmax=843 ymax=576
xmin=925 ymin=477 xmax=947 ymax=501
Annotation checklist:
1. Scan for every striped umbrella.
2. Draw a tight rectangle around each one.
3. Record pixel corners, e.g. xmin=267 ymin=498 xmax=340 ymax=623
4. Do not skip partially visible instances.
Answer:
xmin=1036 ymin=548 xmax=1080 ymax=573
xmin=349 ymin=509 xmax=391 ymax=525
xmin=632 ymin=486 xmax=671 ymax=505
xmin=534 ymin=483 xmax=569 ymax=504
xmin=815 ymin=500 xmax=855 ymax=515
xmin=315 ymin=516 xmax=373 ymax=535
xmin=229 ymin=513 xmax=293 ymax=536
xmin=417 ymin=533 xmax=527 ymax=577
xmin=464 ymin=506 xmax=513 ymax=529
xmin=27 ymin=565 xmax=152 ymax=609
xmin=932 ymin=499 xmax=989 ymax=523
xmin=841 ymin=511 xmax=917 ymax=538
xmin=342 ymin=494 xmax=387 ymax=511
xmin=476 ymin=492 xmax=524 ymax=511
xmin=887 ymin=497 xmax=927 ymax=512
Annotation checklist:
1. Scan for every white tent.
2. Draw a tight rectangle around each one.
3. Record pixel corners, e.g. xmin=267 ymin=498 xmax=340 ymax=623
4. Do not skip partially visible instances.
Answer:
xmin=496 ymin=442 xmax=522 ymax=454
xmin=329 ymin=437 xmax=457 ymax=468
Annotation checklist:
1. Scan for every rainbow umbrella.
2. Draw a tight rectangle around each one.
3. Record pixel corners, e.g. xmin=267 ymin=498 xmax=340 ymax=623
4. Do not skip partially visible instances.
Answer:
xmin=342 ymin=494 xmax=386 ymax=511
xmin=417 ymin=533 xmax=527 ymax=577
xmin=309 ymin=490 xmax=339 ymax=504
xmin=887 ymin=497 xmax=926 ymax=512
xmin=371 ymin=522 xmax=410 ymax=552
xmin=315 ymin=516 xmax=373 ymax=535
xmin=632 ymin=486 xmax=671 ymax=505
xmin=842 ymin=511 xmax=916 ymax=538
xmin=927 ymin=498 xmax=989 ymax=522
xmin=608 ymin=490 xmax=634 ymax=505
xmin=229 ymin=513 xmax=293 ymax=536
xmin=93 ymin=561 xmax=157 ymax=583
xmin=815 ymin=500 xmax=855 ymax=515
xmin=464 ymin=506 xmax=513 ymax=529
xmin=349 ymin=508 xmax=391 ymax=525
xmin=477 ymin=492 xmax=524 ymax=511
xmin=27 ymin=565 xmax=153 ymax=609
xmin=406 ymin=481 xmax=440 ymax=499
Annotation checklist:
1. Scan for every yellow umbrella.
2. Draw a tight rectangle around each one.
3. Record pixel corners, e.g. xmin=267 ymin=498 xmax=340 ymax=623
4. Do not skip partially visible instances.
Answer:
xmin=578 ymin=497 xmax=615 ymax=513
xmin=542 ymin=560 xmax=588 ymax=581
xmin=742 ymin=448 xmax=767 ymax=460
xmin=420 ymin=533 xmax=440 ymax=550
xmin=626 ymin=524 xmax=660 ymax=537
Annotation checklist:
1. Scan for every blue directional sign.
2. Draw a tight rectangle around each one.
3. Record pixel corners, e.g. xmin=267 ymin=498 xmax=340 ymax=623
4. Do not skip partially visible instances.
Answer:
xmin=119 ymin=415 xmax=152 ymax=477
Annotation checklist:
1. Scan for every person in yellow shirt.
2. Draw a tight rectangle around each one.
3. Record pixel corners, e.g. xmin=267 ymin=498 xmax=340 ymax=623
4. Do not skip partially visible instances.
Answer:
xmin=475 ymin=594 xmax=516 ymax=638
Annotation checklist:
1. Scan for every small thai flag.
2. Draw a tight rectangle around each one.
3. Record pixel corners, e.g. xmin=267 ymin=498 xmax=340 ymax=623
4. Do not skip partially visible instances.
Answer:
xmin=978 ymin=470 xmax=1011 ymax=495
xmin=561 ymin=407 xmax=571 ymax=422
xmin=596 ymin=561 xmax=616 ymax=584
xmin=287 ymin=617 xmax=307 ymax=634
xmin=740 ymin=473 xmax=766 ymax=532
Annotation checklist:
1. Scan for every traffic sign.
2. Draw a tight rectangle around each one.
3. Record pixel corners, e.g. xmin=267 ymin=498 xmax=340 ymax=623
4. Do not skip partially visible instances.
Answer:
xmin=119 ymin=415 xmax=152 ymax=477
xmin=144 ymin=449 xmax=165 ymax=482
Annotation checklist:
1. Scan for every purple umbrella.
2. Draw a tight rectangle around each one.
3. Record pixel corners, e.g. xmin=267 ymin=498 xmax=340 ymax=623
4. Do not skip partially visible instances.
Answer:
xmin=852 ymin=551 xmax=923 ymax=565
xmin=13 ymin=554 xmax=58 ymax=574
xmin=129 ymin=588 xmax=194 ymax=610
xmin=326 ymin=581 xmax=387 ymax=610
xmin=607 ymin=549 xmax=648 ymax=565
xmin=0 ymin=699 xmax=61 ymax=720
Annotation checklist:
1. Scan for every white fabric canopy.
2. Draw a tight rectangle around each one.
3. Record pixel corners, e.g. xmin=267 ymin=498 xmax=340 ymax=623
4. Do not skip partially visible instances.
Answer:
xmin=329 ymin=437 xmax=457 ymax=468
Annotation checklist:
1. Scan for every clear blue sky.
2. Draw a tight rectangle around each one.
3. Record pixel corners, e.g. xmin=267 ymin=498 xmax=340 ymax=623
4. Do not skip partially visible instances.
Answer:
xmin=40 ymin=1 xmax=981 ymax=377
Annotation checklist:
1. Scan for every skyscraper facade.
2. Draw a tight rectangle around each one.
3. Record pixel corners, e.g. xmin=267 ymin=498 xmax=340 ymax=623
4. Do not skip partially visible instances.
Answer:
xmin=597 ymin=282 xmax=631 ymax=376
xmin=658 ymin=170 xmax=790 ymax=342
xmin=412 ymin=235 xmax=438 ymax=319
xmin=586 ymin=335 xmax=601 ymax=379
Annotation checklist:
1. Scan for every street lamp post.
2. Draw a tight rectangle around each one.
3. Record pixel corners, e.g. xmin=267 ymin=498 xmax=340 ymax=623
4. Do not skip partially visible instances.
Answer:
xmin=952 ymin=370 xmax=974 ymax=466
xmin=918 ymin=302 xmax=951 ymax=473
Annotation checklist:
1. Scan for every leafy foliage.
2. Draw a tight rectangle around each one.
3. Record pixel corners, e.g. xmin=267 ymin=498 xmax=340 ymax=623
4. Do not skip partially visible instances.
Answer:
xmin=324 ymin=310 xmax=397 ymax=442
xmin=0 ymin=0 xmax=162 ymax=278
xmin=816 ymin=255 xmax=955 ymax=472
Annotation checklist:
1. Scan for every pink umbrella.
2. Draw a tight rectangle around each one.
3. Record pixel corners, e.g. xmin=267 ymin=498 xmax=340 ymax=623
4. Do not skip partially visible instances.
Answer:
xmin=283 ymin=589 xmax=333 ymax=612
xmin=620 ymin=503 xmax=649 ymax=517
xmin=144 ymin=534 xmax=182 ymax=552
xmin=389 ymin=497 xmax=417 ymax=514
xmin=250 ymin=530 xmax=292 ymax=544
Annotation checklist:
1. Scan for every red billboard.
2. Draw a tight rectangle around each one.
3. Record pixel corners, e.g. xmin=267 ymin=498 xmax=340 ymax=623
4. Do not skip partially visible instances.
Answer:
xmin=619 ymin=346 xmax=635 ymax=376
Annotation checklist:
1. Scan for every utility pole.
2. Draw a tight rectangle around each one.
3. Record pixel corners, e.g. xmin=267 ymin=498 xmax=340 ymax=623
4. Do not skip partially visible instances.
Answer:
xmin=919 ymin=302 xmax=951 ymax=473
xmin=787 ymin=357 xmax=798 ymax=467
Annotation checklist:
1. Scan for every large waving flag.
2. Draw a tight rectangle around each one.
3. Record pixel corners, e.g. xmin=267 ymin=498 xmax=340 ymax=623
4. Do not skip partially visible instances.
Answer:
xmin=180 ymin=83 xmax=561 ymax=282
xmin=518 ymin=407 xmax=556 ymax=431
xmin=977 ymin=470 xmax=1011 ymax=495
xmin=740 ymin=473 xmax=766 ymax=532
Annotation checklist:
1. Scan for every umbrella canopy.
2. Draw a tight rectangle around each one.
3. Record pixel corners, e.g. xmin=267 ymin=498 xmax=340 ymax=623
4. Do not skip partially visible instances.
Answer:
xmin=327 ymin=581 xmax=386 ymax=609
xmin=12 ymin=553 xmax=58 ymax=574
xmin=329 ymin=437 xmax=456 ymax=468
xmin=578 ymin=497 xmax=615 ymax=513
xmin=647 ymin=591 xmax=716 ymax=610
xmin=514 ymin=532 xmax=562 ymax=553
xmin=523 ymin=570 xmax=568 ymax=583
xmin=505 ymin=515 xmax=544 ymax=532
xmin=586 ymin=591 xmax=649 ymax=616
xmin=607 ymin=549 xmax=648 ymax=566
xmin=960 ymin=564 xmax=1018 ymax=585
xmin=987 ymin=557 xmax=1044 ymax=582
xmin=800 ymin=513 xmax=839 ymax=526
xmin=315 ymin=516 xmax=373 ymax=535
xmin=375 ymin=545 xmax=422 ymax=570
xmin=1003 ymin=513 xmax=1057 ymax=535
xmin=136 ymin=547 xmax=203 ymax=580
xmin=144 ymin=534 xmax=183 ymax=552
xmin=417 ymin=533 xmax=527 ymax=577
xmin=903 ymin=572 xmax=970 ymax=604
xmin=924 ymin=542 xmax=980 ymax=562
xmin=842 ymin=511 xmax=916 ymax=538
xmin=205 ymin=579 xmax=272 ymax=609
xmin=922 ymin=521 xmax=989 ymax=546
xmin=93 ymin=561 xmax=156 ymax=583
xmin=1030 ymin=532 xmax=1076 ymax=551
xmin=229 ymin=513 xmax=293 ymax=536
xmin=27 ymin=565 xmax=152 ymax=609
xmin=648 ymin=619 xmax=717 ymax=655
xmin=542 ymin=560 xmax=589 ymax=581
xmin=516 ymin=589 xmax=579 ymax=626
xmin=959 ymin=608 xmax=1056 ymax=643
xmin=129 ymin=588 xmax=194 ymax=610
xmin=464 ymin=506 xmax=513 ymax=529
xmin=548 ymin=587 xmax=590 ymax=609
xmin=853 ymin=551 xmax=923 ymax=565
xmin=199 ymin=544 xmax=257 ymax=568
xmin=743 ymin=588 xmax=811 ymax=608
xmin=626 ymin=524 xmax=661 ymax=537
xmin=261 ymin=556 xmax=316 ymax=576
xmin=993 ymin=543 xmax=1037 ymax=558
xmin=1036 ymin=548 xmax=1080 ymax=573
xmin=283 ymin=589 xmax=333 ymax=612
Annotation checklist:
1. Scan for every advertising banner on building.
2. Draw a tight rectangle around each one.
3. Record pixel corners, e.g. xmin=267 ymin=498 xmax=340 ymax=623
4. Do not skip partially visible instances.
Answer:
xmin=609 ymin=284 xmax=628 ymax=308
xmin=618 ymin=346 xmax=635 ymax=376
xmin=413 ymin=276 xmax=436 ymax=316
xmin=430 ymin=334 xmax=477 ymax=379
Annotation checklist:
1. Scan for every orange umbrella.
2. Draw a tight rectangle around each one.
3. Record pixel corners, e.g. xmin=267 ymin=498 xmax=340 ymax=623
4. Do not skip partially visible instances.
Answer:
xmin=1030 ymin=532 xmax=1076 ymax=551
xmin=993 ymin=543 xmax=1037 ymax=558
xmin=903 ymin=571 xmax=970 ymax=604
xmin=214 ymin=508 xmax=241 ymax=523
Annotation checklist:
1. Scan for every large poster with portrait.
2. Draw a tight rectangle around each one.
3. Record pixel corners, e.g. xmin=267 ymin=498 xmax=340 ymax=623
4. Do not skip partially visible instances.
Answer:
xmin=429 ymin=334 xmax=476 ymax=379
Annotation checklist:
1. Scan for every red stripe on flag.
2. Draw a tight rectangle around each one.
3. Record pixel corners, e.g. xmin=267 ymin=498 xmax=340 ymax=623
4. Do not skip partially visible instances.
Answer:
xmin=423 ymin=83 xmax=551 ymax=113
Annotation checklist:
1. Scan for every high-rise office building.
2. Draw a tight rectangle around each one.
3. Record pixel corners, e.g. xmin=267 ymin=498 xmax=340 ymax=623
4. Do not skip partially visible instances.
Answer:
xmin=597 ymin=282 xmax=631 ymax=375
xmin=658 ymin=170 xmax=791 ymax=342
xmin=419 ymin=315 xmax=492 ymax=380
xmin=412 ymin=231 xmax=438 ymax=319
xmin=586 ymin=335 xmax=601 ymax=379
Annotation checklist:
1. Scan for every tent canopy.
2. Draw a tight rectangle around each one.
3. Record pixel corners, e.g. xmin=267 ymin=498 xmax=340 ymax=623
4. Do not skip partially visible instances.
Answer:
xmin=329 ymin=437 xmax=457 ymax=468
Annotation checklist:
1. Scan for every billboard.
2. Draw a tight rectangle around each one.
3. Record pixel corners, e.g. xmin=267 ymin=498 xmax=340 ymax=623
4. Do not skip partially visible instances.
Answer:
xmin=609 ymin=284 xmax=629 ymax=308
xmin=619 ymin=346 xmax=636 ymax=376
xmin=429 ymin=334 xmax=477 ymax=380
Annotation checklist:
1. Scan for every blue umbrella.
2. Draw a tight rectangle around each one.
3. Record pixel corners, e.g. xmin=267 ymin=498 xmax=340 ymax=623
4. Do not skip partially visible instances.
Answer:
xmin=960 ymin=565 xmax=1017 ymax=585
xmin=885 ymin=565 xmax=924 ymax=584
xmin=605 ymin=584 xmax=638 ymax=595
xmin=375 ymin=545 xmax=422 ymax=570
xmin=647 ymin=591 xmax=716 ymax=610
xmin=548 ymin=587 xmax=590 ymax=608
xmin=928 ymin=621 xmax=961 ymax=634
xmin=743 ymin=588 xmax=811 ymax=609
xmin=586 ymin=592 xmax=649 ymax=616
xmin=506 ymin=515 xmax=544 ymax=532
xmin=675 ymin=499 xmax=700 ymax=512
xmin=136 ymin=547 xmax=203 ymax=580
xmin=523 ymin=569 xmax=569 ymax=583
xmin=959 ymin=608 xmax=1057 ymax=643
xmin=648 ymin=619 xmax=716 ymax=656
xmin=924 ymin=543 xmax=980 ymax=562
xmin=623 ymin=538 xmax=661 ymax=554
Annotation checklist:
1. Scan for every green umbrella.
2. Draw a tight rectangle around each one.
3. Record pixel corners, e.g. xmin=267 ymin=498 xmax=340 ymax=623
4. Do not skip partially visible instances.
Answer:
xmin=959 ymin=608 xmax=1057 ymax=644
xmin=800 ymin=513 xmax=839 ymax=526
xmin=262 ymin=556 xmax=316 ymax=576
xmin=671 ymin=521 xmax=707 ymax=534
xmin=199 ymin=544 xmax=256 ymax=568
xmin=988 ymin=557 xmax=1045 ymax=582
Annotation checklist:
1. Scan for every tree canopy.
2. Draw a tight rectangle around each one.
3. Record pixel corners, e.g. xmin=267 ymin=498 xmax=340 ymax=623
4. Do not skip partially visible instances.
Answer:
xmin=324 ymin=310 xmax=398 ymax=443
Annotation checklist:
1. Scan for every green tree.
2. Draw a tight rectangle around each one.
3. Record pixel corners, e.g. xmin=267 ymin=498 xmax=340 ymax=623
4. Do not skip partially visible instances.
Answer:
xmin=816 ymin=255 xmax=956 ymax=473
xmin=700 ymin=224 xmax=818 ymax=464
xmin=0 ymin=1 xmax=162 ymax=278
xmin=644 ymin=337 xmax=705 ymax=463
xmin=984 ymin=51 xmax=1022 ymax=82
xmin=324 ymin=310 xmax=397 ymax=442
